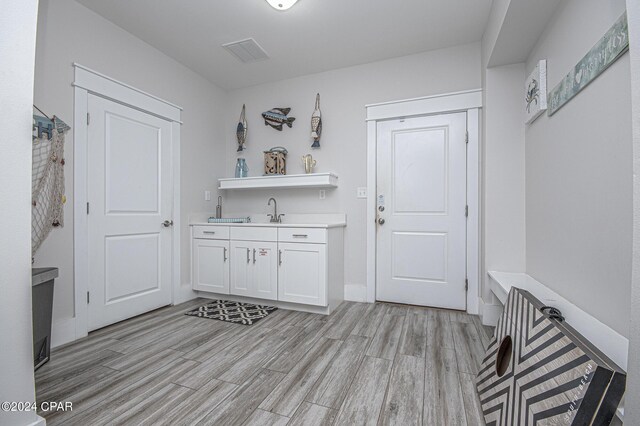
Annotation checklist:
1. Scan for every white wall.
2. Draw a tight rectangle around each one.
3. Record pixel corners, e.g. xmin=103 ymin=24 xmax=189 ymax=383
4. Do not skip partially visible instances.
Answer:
xmin=482 ymin=63 xmax=526 ymax=304
xmin=33 ymin=0 xmax=227 ymax=338
xmin=525 ymin=0 xmax=632 ymax=337
xmin=0 ymin=1 xmax=43 ymax=425
xmin=480 ymin=0 xmax=528 ymax=312
xmin=481 ymin=0 xmax=510 ymax=68
xmin=624 ymin=0 xmax=640 ymax=422
xmin=222 ymin=43 xmax=482 ymax=292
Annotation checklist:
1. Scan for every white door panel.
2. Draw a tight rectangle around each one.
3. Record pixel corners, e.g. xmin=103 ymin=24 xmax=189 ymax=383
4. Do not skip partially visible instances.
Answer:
xmin=88 ymin=95 xmax=173 ymax=331
xmin=105 ymin=114 xmax=160 ymax=213
xmin=278 ymin=243 xmax=327 ymax=306
xmin=105 ymin=233 xmax=161 ymax=303
xmin=376 ymin=112 xmax=467 ymax=310
xmin=230 ymin=241 xmax=252 ymax=296
xmin=193 ymin=239 xmax=229 ymax=294
xmin=252 ymin=243 xmax=278 ymax=301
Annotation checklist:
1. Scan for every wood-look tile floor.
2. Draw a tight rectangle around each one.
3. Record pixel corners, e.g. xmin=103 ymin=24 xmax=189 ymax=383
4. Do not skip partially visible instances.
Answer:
xmin=36 ymin=299 xmax=492 ymax=425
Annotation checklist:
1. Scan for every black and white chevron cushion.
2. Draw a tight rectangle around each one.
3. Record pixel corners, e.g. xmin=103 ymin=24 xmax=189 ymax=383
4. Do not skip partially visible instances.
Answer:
xmin=477 ymin=288 xmax=625 ymax=425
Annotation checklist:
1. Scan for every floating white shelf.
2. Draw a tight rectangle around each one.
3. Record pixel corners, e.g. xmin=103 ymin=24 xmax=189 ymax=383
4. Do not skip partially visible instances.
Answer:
xmin=218 ymin=172 xmax=338 ymax=190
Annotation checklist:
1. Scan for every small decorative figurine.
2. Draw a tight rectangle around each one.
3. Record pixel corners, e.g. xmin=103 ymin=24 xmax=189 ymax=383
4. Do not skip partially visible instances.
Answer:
xmin=310 ymin=93 xmax=322 ymax=148
xmin=264 ymin=147 xmax=288 ymax=175
xmin=302 ymin=154 xmax=316 ymax=174
xmin=236 ymin=104 xmax=247 ymax=152
xmin=262 ymin=108 xmax=295 ymax=131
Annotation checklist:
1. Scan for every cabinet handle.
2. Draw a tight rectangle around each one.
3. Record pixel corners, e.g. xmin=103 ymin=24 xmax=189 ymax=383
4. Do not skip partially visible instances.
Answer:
xmin=278 ymin=249 xmax=283 ymax=266
xmin=203 ymin=231 xmax=216 ymax=234
xmin=246 ymin=248 xmax=250 ymax=263
xmin=292 ymin=234 xmax=308 ymax=238
xmin=223 ymin=247 xmax=227 ymax=262
xmin=253 ymin=248 xmax=256 ymax=263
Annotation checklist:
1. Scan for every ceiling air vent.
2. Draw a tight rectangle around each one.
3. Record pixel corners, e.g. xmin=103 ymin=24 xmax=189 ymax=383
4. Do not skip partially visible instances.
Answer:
xmin=222 ymin=38 xmax=270 ymax=63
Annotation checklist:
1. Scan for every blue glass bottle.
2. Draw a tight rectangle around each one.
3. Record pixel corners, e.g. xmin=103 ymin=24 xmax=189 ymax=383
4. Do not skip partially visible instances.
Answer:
xmin=235 ymin=158 xmax=248 ymax=178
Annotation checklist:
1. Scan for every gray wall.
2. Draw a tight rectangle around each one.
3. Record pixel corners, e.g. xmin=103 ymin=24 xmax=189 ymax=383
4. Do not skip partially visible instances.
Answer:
xmin=34 ymin=0 xmax=228 ymax=331
xmin=223 ymin=43 xmax=482 ymax=292
xmin=624 ymin=0 xmax=640 ymax=422
xmin=0 ymin=1 xmax=41 ymax=425
xmin=525 ymin=0 xmax=632 ymax=336
xmin=482 ymin=63 xmax=526 ymax=303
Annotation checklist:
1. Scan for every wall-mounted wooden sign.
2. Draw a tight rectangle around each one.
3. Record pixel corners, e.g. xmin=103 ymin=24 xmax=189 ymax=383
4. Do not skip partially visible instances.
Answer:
xmin=548 ymin=12 xmax=628 ymax=116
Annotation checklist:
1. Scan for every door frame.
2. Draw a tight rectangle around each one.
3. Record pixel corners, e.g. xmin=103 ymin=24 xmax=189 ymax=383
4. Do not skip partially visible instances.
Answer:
xmin=72 ymin=63 xmax=185 ymax=340
xmin=365 ymin=89 xmax=482 ymax=314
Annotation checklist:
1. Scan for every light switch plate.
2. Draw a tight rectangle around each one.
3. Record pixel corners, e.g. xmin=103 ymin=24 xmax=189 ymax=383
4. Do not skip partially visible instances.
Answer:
xmin=357 ymin=187 xmax=367 ymax=198
xmin=204 ymin=190 xmax=211 ymax=201
xmin=319 ymin=190 xmax=326 ymax=200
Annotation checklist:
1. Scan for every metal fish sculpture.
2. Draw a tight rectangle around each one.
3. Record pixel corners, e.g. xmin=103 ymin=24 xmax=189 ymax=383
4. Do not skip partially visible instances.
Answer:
xmin=236 ymin=104 xmax=247 ymax=152
xmin=310 ymin=93 xmax=322 ymax=148
xmin=262 ymin=107 xmax=295 ymax=131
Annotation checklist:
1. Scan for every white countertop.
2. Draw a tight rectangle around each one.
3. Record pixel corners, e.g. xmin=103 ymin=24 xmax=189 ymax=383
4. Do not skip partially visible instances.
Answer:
xmin=190 ymin=221 xmax=345 ymax=229
xmin=188 ymin=213 xmax=346 ymax=229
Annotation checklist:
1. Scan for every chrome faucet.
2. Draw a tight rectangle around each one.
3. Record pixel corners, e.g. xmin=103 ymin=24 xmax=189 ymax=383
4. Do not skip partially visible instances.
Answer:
xmin=267 ymin=197 xmax=284 ymax=223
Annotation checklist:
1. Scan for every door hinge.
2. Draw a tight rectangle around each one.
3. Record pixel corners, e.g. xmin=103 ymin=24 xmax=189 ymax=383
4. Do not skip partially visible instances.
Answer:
xmin=465 ymin=205 xmax=469 ymax=217
xmin=87 ymin=202 xmax=90 ymax=214
xmin=87 ymin=112 xmax=90 ymax=125
xmin=87 ymin=291 xmax=90 ymax=304
xmin=465 ymin=279 xmax=469 ymax=291
xmin=465 ymin=131 xmax=469 ymax=144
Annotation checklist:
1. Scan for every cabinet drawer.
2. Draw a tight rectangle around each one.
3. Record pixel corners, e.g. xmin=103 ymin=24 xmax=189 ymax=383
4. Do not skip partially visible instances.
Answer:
xmin=278 ymin=228 xmax=327 ymax=244
xmin=230 ymin=226 xmax=277 ymax=242
xmin=193 ymin=226 xmax=229 ymax=240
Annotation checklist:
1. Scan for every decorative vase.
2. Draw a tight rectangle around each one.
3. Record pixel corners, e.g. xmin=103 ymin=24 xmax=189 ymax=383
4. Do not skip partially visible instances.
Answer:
xmin=264 ymin=147 xmax=288 ymax=175
xmin=235 ymin=158 xmax=248 ymax=178
xmin=302 ymin=154 xmax=316 ymax=174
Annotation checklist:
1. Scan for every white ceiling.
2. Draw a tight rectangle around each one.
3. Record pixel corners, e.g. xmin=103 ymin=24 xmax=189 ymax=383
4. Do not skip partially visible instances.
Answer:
xmin=75 ymin=0 xmax=493 ymax=90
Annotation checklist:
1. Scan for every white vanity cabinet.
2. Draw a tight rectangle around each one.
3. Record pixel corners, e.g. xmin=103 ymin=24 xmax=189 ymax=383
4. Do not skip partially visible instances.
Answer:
xmin=192 ymin=226 xmax=230 ymax=294
xmin=229 ymin=227 xmax=278 ymax=301
xmin=230 ymin=240 xmax=278 ymax=301
xmin=191 ymin=220 xmax=344 ymax=314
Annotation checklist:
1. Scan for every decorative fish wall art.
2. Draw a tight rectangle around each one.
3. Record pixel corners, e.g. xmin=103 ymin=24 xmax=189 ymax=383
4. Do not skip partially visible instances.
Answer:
xmin=236 ymin=104 xmax=247 ymax=152
xmin=262 ymin=108 xmax=295 ymax=131
xmin=310 ymin=93 xmax=322 ymax=148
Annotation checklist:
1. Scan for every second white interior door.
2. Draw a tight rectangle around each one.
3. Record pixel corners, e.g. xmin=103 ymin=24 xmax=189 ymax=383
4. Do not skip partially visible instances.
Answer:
xmin=376 ymin=112 xmax=467 ymax=310
xmin=87 ymin=94 xmax=173 ymax=331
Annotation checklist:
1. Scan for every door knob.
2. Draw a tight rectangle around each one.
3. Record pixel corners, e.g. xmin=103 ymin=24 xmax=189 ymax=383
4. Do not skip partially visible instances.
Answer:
xmin=377 ymin=218 xmax=385 ymax=225
xmin=162 ymin=220 xmax=174 ymax=227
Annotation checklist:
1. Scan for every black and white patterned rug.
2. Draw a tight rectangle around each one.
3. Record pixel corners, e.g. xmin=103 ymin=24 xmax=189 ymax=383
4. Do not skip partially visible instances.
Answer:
xmin=185 ymin=300 xmax=277 ymax=325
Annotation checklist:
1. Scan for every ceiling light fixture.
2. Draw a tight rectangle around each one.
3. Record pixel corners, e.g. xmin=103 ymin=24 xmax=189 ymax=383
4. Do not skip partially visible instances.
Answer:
xmin=266 ymin=0 xmax=299 ymax=11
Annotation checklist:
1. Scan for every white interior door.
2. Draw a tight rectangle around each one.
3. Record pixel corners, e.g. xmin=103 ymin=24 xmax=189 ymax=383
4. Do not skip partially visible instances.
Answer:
xmin=87 ymin=94 xmax=173 ymax=331
xmin=376 ymin=112 xmax=467 ymax=310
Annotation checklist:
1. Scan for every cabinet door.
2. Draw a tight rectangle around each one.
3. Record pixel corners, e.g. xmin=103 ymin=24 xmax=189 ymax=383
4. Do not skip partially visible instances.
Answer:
xmin=230 ymin=241 xmax=253 ymax=297
xmin=251 ymin=242 xmax=278 ymax=301
xmin=192 ymin=239 xmax=229 ymax=294
xmin=278 ymin=243 xmax=327 ymax=306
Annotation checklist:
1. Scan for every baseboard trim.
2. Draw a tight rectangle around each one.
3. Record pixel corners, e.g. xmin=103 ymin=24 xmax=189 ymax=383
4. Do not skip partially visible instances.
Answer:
xmin=193 ymin=291 xmax=340 ymax=315
xmin=51 ymin=317 xmax=77 ymax=349
xmin=344 ymin=284 xmax=367 ymax=302
xmin=479 ymin=298 xmax=502 ymax=327
xmin=28 ymin=414 xmax=47 ymax=426
xmin=175 ymin=284 xmax=197 ymax=305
